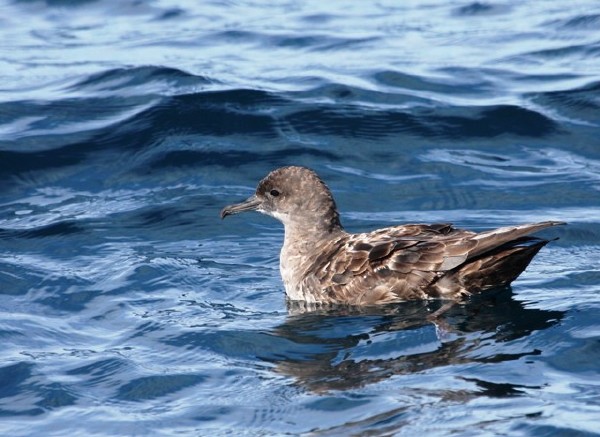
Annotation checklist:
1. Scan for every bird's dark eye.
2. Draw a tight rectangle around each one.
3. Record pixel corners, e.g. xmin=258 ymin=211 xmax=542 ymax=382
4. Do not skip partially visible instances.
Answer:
xmin=270 ymin=189 xmax=280 ymax=197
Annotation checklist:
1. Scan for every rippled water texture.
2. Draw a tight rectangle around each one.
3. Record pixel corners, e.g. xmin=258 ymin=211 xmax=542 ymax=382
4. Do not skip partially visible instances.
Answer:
xmin=1 ymin=1 xmax=600 ymax=436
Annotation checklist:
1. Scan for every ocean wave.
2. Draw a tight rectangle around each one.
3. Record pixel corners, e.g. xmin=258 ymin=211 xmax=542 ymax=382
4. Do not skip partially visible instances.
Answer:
xmin=2 ymin=1 xmax=600 ymax=435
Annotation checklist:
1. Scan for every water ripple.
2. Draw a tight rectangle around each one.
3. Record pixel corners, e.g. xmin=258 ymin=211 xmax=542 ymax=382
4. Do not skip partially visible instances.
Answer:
xmin=1 ymin=1 xmax=600 ymax=436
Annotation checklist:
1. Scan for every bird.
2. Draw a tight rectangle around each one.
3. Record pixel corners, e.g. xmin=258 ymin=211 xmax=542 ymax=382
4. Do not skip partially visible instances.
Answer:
xmin=220 ymin=166 xmax=564 ymax=306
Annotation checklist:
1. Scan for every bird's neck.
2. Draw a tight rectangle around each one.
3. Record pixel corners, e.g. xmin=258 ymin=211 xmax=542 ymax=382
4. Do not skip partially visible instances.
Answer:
xmin=282 ymin=222 xmax=344 ymax=255
xmin=279 ymin=221 xmax=345 ymax=301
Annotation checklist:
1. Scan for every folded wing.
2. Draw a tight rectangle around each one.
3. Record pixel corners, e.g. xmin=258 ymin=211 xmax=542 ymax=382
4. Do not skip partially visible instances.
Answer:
xmin=312 ymin=221 xmax=564 ymax=303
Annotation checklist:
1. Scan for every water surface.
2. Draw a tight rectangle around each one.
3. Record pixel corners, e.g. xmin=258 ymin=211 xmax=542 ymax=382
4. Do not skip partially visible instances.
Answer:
xmin=1 ymin=1 xmax=600 ymax=435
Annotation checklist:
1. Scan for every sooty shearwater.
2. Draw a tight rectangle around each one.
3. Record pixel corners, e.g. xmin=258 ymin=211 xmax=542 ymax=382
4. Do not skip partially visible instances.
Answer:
xmin=221 ymin=166 xmax=564 ymax=306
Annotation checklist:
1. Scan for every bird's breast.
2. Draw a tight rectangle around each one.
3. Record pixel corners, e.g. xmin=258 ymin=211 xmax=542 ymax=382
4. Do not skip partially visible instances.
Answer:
xmin=279 ymin=233 xmax=339 ymax=302
xmin=279 ymin=245 xmax=310 ymax=301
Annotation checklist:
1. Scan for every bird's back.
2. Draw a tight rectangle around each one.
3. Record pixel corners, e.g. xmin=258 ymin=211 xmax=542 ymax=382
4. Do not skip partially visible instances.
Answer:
xmin=295 ymin=221 xmax=562 ymax=305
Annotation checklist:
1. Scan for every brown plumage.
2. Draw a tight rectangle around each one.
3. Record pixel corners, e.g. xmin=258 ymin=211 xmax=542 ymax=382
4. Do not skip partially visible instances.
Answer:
xmin=220 ymin=166 xmax=564 ymax=305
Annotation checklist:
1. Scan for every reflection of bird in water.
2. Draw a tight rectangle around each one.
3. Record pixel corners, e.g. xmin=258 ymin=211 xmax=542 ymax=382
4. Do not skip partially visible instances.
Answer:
xmin=270 ymin=289 xmax=563 ymax=393
xmin=221 ymin=166 xmax=564 ymax=307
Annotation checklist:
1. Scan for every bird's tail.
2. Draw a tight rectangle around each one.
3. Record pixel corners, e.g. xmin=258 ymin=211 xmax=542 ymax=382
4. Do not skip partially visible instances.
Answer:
xmin=456 ymin=236 xmax=552 ymax=292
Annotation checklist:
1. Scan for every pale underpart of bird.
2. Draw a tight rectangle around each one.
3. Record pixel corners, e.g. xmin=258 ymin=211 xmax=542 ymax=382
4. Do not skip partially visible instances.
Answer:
xmin=220 ymin=166 xmax=564 ymax=306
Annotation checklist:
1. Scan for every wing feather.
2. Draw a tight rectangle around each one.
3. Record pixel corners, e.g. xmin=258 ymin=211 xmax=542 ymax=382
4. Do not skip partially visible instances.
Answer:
xmin=304 ymin=221 xmax=563 ymax=303
xmin=322 ymin=224 xmax=479 ymax=286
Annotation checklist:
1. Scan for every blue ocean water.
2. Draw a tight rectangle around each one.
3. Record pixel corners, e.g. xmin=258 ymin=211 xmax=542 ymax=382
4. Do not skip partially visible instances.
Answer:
xmin=1 ymin=0 xmax=600 ymax=435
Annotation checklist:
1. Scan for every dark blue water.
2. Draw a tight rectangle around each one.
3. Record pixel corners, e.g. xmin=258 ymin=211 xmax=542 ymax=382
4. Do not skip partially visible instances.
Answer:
xmin=1 ymin=1 xmax=600 ymax=435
